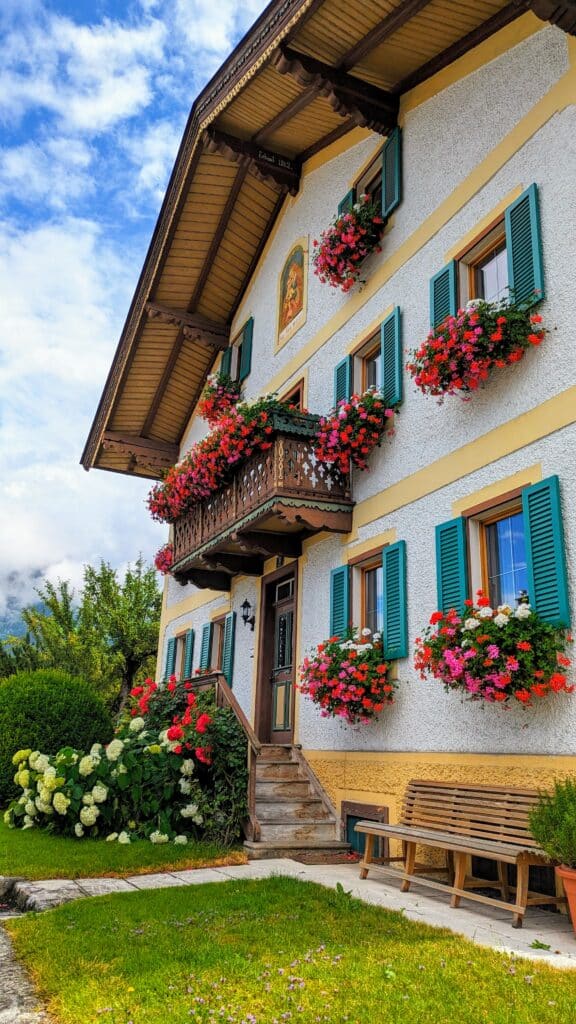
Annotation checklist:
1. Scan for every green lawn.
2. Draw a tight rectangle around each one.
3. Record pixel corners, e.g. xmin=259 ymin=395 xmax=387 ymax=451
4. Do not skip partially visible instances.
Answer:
xmin=7 ymin=876 xmax=576 ymax=1024
xmin=0 ymin=820 xmax=245 ymax=880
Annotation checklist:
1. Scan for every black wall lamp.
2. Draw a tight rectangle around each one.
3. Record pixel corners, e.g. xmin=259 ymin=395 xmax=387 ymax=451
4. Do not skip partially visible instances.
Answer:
xmin=241 ymin=598 xmax=256 ymax=631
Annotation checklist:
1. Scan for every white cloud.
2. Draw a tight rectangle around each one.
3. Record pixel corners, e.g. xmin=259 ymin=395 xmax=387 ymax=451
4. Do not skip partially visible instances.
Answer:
xmin=0 ymin=138 xmax=93 ymax=209
xmin=123 ymin=118 xmax=182 ymax=202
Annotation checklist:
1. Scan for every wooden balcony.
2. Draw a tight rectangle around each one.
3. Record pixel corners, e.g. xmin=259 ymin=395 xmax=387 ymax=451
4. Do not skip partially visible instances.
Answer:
xmin=172 ymin=412 xmax=353 ymax=589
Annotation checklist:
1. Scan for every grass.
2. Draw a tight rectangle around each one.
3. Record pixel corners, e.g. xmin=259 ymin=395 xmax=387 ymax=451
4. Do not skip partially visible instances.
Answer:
xmin=6 ymin=876 xmax=576 ymax=1024
xmin=0 ymin=820 xmax=245 ymax=880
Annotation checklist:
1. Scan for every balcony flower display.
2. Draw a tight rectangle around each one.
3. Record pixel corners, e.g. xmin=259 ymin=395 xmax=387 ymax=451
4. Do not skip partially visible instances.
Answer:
xmin=414 ymin=590 xmax=572 ymax=706
xmin=298 ymin=627 xmax=396 ymax=725
xmin=147 ymin=396 xmax=291 ymax=524
xmin=154 ymin=542 xmax=174 ymax=575
xmin=406 ymin=299 xmax=546 ymax=401
xmin=314 ymin=388 xmax=395 ymax=475
xmin=198 ymin=372 xmax=242 ymax=426
xmin=312 ymin=194 xmax=384 ymax=293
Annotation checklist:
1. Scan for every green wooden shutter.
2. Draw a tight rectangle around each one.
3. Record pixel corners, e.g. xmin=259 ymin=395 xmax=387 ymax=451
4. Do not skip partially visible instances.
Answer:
xmin=239 ymin=317 xmax=254 ymax=382
xmin=380 ymin=306 xmax=402 ymax=407
xmin=522 ymin=475 xmax=570 ymax=626
xmin=505 ymin=183 xmax=544 ymax=306
xmin=183 ymin=628 xmax=195 ymax=679
xmin=164 ymin=637 xmax=177 ymax=680
xmin=330 ymin=566 xmax=350 ymax=638
xmin=221 ymin=611 xmax=236 ymax=685
xmin=220 ymin=347 xmax=232 ymax=377
xmin=435 ymin=517 xmax=469 ymax=615
xmin=430 ymin=261 xmax=458 ymax=328
xmin=334 ymin=355 xmax=352 ymax=405
xmin=338 ymin=188 xmax=356 ymax=216
xmin=382 ymin=127 xmax=402 ymax=218
xmin=199 ymin=623 xmax=213 ymax=671
xmin=382 ymin=540 xmax=407 ymax=660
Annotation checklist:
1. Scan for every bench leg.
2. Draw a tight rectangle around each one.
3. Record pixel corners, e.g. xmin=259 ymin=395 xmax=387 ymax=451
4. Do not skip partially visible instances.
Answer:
xmin=400 ymin=841 xmax=416 ymax=892
xmin=359 ymin=832 xmax=375 ymax=880
xmin=513 ymin=860 xmax=529 ymax=928
xmin=450 ymin=851 xmax=467 ymax=908
xmin=497 ymin=861 xmax=510 ymax=902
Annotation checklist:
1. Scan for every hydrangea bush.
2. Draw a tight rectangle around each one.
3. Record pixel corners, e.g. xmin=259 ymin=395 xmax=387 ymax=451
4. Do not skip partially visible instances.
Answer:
xmin=414 ymin=590 xmax=573 ymax=706
xmin=298 ymin=627 xmax=396 ymax=725
xmin=5 ymin=677 xmax=248 ymax=846
xmin=406 ymin=299 xmax=545 ymax=401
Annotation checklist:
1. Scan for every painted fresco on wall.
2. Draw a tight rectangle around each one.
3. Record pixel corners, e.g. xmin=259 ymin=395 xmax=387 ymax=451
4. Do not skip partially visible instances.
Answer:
xmin=277 ymin=240 xmax=307 ymax=347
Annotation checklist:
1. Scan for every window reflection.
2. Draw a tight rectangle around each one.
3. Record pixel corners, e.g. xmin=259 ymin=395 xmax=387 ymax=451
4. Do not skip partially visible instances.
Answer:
xmin=364 ymin=566 xmax=384 ymax=634
xmin=485 ymin=511 xmax=528 ymax=607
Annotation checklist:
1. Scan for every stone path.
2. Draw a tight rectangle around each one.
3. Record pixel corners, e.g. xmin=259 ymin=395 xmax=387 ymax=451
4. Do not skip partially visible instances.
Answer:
xmin=1 ymin=859 xmax=575 ymax=973
xmin=0 ymin=926 xmax=48 ymax=1024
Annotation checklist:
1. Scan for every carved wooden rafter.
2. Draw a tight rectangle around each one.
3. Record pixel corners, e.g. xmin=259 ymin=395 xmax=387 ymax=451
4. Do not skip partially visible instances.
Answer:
xmin=272 ymin=45 xmax=398 ymax=136
xmin=145 ymin=302 xmax=229 ymax=349
xmin=101 ymin=432 xmax=178 ymax=473
xmin=523 ymin=0 xmax=576 ymax=32
xmin=271 ymin=503 xmax=353 ymax=534
xmin=202 ymin=128 xmax=300 ymax=195
xmin=232 ymin=531 xmax=303 ymax=558
xmin=175 ymin=569 xmax=231 ymax=591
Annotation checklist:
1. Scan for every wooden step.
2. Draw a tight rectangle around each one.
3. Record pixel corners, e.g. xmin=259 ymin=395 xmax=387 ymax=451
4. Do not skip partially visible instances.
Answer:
xmin=256 ymin=799 xmax=330 ymax=822
xmin=258 ymin=820 xmax=338 ymax=843
xmin=244 ymin=839 xmax=350 ymax=861
xmin=258 ymin=745 xmax=294 ymax=761
xmin=256 ymin=761 xmax=302 ymax=781
xmin=256 ymin=780 xmax=313 ymax=799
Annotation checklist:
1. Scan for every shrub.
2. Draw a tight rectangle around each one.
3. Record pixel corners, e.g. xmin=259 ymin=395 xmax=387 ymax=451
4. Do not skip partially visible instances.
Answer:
xmin=530 ymin=779 xmax=576 ymax=868
xmin=0 ymin=670 xmax=113 ymax=805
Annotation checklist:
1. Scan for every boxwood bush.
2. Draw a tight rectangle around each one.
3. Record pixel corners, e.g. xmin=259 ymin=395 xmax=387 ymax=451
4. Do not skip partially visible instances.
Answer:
xmin=0 ymin=670 xmax=113 ymax=804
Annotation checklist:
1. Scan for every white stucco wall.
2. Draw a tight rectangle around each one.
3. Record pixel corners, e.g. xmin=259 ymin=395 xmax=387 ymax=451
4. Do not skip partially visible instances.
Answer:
xmin=159 ymin=25 xmax=576 ymax=758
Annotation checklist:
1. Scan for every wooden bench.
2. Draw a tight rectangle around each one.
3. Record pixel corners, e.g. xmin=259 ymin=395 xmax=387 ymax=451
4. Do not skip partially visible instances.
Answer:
xmin=355 ymin=779 xmax=565 ymax=927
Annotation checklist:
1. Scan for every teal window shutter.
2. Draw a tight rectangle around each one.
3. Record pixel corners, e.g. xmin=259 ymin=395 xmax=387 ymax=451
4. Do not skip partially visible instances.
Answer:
xmin=221 ymin=612 xmax=237 ymax=685
xmin=220 ymin=347 xmax=232 ymax=377
xmin=239 ymin=317 xmax=254 ymax=382
xmin=380 ymin=306 xmax=402 ymax=407
xmin=334 ymin=355 xmax=352 ymax=405
xmin=183 ymin=628 xmax=195 ymax=679
xmin=505 ymin=183 xmax=545 ymax=306
xmin=382 ymin=540 xmax=408 ymax=660
xmin=164 ymin=637 xmax=177 ymax=680
xmin=430 ymin=261 xmax=457 ymax=328
xmin=330 ymin=566 xmax=350 ymax=638
xmin=199 ymin=623 xmax=213 ymax=671
xmin=522 ymin=475 xmax=570 ymax=626
xmin=338 ymin=188 xmax=356 ymax=216
xmin=382 ymin=127 xmax=402 ymax=218
xmin=435 ymin=517 xmax=469 ymax=615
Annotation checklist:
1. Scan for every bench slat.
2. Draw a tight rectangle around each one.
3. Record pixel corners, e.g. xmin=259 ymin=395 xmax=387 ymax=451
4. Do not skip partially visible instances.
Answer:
xmin=354 ymin=822 xmax=543 ymax=860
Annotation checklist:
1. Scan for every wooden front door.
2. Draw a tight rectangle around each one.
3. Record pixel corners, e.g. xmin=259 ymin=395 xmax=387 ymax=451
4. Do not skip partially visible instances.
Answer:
xmin=256 ymin=566 xmax=297 ymax=743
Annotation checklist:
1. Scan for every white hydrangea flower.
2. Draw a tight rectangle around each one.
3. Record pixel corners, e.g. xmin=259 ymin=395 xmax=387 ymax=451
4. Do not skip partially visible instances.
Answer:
xmin=53 ymin=792 xmax=70 ymax=815
xmin=24 ymin=801 xmax=37 ymax=816
xmin=79 ymin=755 xmax=97 ymax=777
xmin=3 ymin=809 xmax=13 ymax=826
xmin=38 ymin=786 xmax=53 ymax=804
xmin=174 ymin=835 xmax=188 ymax=845
xmin=79 ymin=805 xmax=99 ymax=827
xmin=118 ymin=764 xmax=128 ymax=775
xmin=117 ymin=831 xmax=131 ymax=845
xmin=22 ymin=815 xmax=35 ymax=829
xmin=82 ymin=793 xmax=95 ymax=806
xmin=29 ymin=752 xmax=49 ymax=772
xmin=494 ymin=613 xmax=510 ymax=628
xmin=179 ymin=778 xmax=193 ymax=795
xmin=180 ymin=760 xmax=195 ymax=777
xmin=180 ymin=803 xmax=199 ymax=818
xmin=35 ymin=797 xmax=53 ymax=814
xmin=15 ymin=769 xmax=30 ymax=788
xmin=129 ymin=717 xmax=146 ymax=733
xmin=106 ymin=739 xmax=125 ymax=762
xmin=90 ymin=743 xmax=103 ymax=757
xmin=463 ymin=617 xmax=481 ymax=631
xmin=106 ymin=832 xmax=119 ymax=842
xmin=74 ymin=823 xmax=84 ymax=838
xmin=149 ymin=831 xmax=169 ymax=844
xmin=515 ymin=603 xmax=532 ymax=619
xmin=42 ymin=766 xmax=58 ymax=791
xmin=92 ymin=784 xmax=108 ymax=804
xmin=477 ymin=606 xmax=494 ymax=618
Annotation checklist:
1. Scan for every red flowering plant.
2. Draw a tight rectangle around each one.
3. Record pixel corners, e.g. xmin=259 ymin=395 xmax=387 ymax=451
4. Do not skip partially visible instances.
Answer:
xmin=406 ymin=299 xmax=546 ymax=401
xmin=154 ymin=542 xmax=174 ymax=575
xmin=414 ymin=590 xmax=573 ymax=707
xmin=314 ymin=388 xmax=396 ymax=475
xmin=147 ymin=395 xmax=290 ymax=524
xmin=312 ymin=194 xmax=384 ymax=293
xmin=298 ymin=627 xmax=396 ymax=725
xmin=197 ymin=371 xmax=242 ymax=426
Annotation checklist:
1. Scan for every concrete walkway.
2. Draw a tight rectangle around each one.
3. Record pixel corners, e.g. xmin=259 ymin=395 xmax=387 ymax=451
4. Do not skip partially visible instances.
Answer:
xmin=2 ymin=860 xmax=575 ymax=969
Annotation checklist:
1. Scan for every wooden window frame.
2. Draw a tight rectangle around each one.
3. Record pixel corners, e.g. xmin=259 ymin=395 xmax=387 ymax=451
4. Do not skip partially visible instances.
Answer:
xmin=211 ymin=616 xmax=226 ymax=671
xmin=351 ymin=329 xmax=380 ymax=393
xmin=355 ymin=150 xmax=383 ymax=211
xmin=461 ymin=488 xmax=525 ymax=605
xmin=280 ymin=378 xmax=305 ymax=411
xmin=456 ymin=218 xmax=507 ymax=305
xmin=478 ymin=501 xmax=524 ymax=605
xmin=174 ymin=632 xmax=188 ymax=679
xmin=348 ymin=546 xmax=384 ymax=635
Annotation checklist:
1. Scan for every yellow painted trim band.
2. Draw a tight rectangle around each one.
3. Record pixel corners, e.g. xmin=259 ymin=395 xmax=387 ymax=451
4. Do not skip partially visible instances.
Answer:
xmin=444 ymin=186 xmax=523 ymax=262
xmin=302 ymin=749 xmax=576 ymax=767
xmin=346 ymin=305 xmax=393 ymax=355
xmin=451 ymin=464 xmax=542 ymax=516
xmin=351 ymin=385 xmax=576 ymax=538
xmin=343 ymin=529 xmax=397 ymax=563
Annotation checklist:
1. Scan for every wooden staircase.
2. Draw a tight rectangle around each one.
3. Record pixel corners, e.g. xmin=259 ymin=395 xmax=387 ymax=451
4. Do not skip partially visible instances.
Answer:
xmin=243 ymin=744 xmax=350 ymax=861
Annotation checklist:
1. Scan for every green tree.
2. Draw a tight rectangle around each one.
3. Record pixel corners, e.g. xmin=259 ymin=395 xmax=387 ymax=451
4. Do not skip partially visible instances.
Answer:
xmin=0 ymin=633 xmax=41 ymax=678
xmin=17 ymin=558 xmax=161 ymax=709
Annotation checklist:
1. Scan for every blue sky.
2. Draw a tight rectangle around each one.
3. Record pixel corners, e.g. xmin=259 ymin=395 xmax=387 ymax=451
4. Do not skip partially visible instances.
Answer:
xmin=0 ymin=0 xmax=267 ymax=621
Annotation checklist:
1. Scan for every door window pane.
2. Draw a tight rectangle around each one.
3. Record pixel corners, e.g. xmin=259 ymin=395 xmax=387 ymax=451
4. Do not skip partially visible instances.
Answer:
xmin=485 ymin=511 xmax=528 ymax=608
xmin=476 ymin=245 xmax=508 ymax=302
xmin=363 ymin=566 xmax=384 ymax=635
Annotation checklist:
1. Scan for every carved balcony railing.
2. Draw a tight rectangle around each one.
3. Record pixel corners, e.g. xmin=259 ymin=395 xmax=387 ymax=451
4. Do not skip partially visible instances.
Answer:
xmin=172 ymin=412 xmax=353 ymax=589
